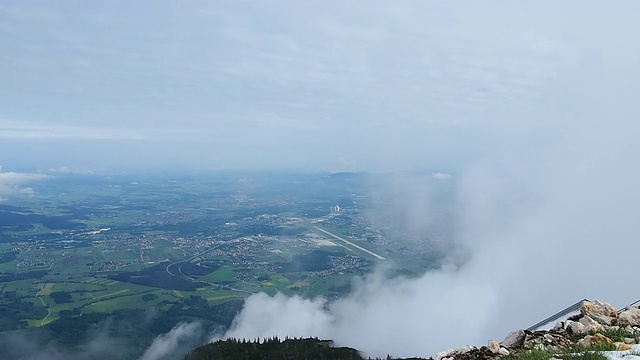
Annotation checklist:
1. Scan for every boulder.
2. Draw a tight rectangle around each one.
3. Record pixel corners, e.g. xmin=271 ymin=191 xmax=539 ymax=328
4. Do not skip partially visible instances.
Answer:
xmin=578 ymin=315 xmax=604 ymax=333
xmin=590 ymin=314 xmax=617 ymax=326
xmin=577 ymin=334 xmax=613 ymax=348
xmin=501 ymin=330 xmax=526 ymax=349
xmin=488 ymin=340 xmax=500 ymax=354
xmin=498 ymin=347 xmax=510 ymax=356
xmin=581 ymin=300 xmax=618 ymax=318
xmin=618 ymin=308 xmax=640 ymax=326
xmin=568 ymin=320 xmax=587 ymax=335
xmin=614 ymin=342 xmax=632 ymax=351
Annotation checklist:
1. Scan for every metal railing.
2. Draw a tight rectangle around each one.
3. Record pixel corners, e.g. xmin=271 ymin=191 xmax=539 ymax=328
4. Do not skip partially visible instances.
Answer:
xmin=618 ymin=299 xmax=640 ymax=314
xmin=526 ymin=298 xmax=588 ymax=331
xmin=527 ymin=298 xmax=640 ymax=331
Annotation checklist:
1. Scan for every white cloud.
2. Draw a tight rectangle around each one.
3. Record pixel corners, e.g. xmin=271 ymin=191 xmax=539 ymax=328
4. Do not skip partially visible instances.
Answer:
xmin=219 ymin=83 xmax=640 ymax=357
xmin=1 ymin=1 xmax=619 ymax=170
xmin=140 ymin=322 xmax=201 ymax=360
xmin=47 ymin=166 xmax=99 ymax=175
xmin=432 ymin=172 xmax=452 ymax=180
xmin=0 ymin=169 xmax=48 ymax=201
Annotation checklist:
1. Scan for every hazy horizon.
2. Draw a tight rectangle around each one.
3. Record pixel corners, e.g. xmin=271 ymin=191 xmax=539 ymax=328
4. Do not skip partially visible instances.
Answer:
xmin=3 ymin=1 xmax=639 ymax=173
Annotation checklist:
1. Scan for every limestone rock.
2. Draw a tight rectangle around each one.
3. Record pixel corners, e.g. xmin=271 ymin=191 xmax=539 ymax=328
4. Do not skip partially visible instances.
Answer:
xmin=577 ymin=334 xmax=613 ymax=348
xmin=578 ymin=315 xmax=604 ymax=333
xmin=618 ymin=308 xmax=640 ymax=326
xmin=501 ymin=330 xmax=526 ymax=349
xmin=615 ymin=342 xmax=632 ymax=350
xmin=569 ymin=320 xmax=588 ymax=335
xmin=430 ymin=299 xmax=638 ymax=360
xmin=590 ymin=314 xmax=617 ymax=326
xmin=543 ymin=334 xmax=555 ymax=343
xmin=488 ymin=340 xmax=500 ymax=354
xmin=436 ymin=345 xmax=476 ymax=360
xmin=581 ymin=300 xmax=618 ymax=318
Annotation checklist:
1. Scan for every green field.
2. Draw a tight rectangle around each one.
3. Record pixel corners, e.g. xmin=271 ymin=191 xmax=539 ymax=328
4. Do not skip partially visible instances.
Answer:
xmin=0 ymin=171 xmax=445 ymax=360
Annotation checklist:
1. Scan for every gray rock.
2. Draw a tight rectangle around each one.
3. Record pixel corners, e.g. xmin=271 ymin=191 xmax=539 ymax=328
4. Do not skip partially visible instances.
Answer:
xmin=619 ymin=308 xmax=640 ymax=326
xmin=501 ymin=330 xmax=526 ymax=349
xmin=543 ymin=334 xmax=556 ymax=343
xmin=569 ymin=320 xmax=587 ymax=335
xmin=590 ymin=313 xmax=617 ymax=326
xmin=624 ymin=325 xmax=640 ymax=335
xmin=435 ymin=345 xmax=476 ymax=360
xmin=578 ymin=315 xmax=604 ymax=333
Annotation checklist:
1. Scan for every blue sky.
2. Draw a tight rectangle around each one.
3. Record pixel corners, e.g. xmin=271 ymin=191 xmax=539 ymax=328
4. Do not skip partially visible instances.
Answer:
xmin=1 ymin=1 xmax=639 ymax=172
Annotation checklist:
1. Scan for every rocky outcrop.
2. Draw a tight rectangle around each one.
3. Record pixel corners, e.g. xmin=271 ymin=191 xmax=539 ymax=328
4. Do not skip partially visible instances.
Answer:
xmin=581 ymin=300 xmax=618 ymax=326
xmin=576 ymin=333 xmax=613 ymax=348
xmin=581 ymin=300 xmax=618 ymax=318
xmin=573 ymin=314 xmax=605 ymax=334
xmin=500 ymin=330 xmax=525 ymax=349
xmin=443 ymin=300 xmax=640 ymax=360
xmin=436 ymin=345 xmax=477 ymax=360
xmin=618 ymin=308 xmax=640 ymax=326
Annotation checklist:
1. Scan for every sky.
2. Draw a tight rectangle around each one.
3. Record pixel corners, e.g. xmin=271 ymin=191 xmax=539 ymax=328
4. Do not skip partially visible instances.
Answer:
xmin=2 ymin=1 xmax=638 ymax=172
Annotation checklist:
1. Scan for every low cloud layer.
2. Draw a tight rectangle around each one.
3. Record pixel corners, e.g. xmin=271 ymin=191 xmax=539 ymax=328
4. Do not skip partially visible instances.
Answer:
xmin=218 ymin=92 xmax=640 ymax=357
xmin=0 ymin=168 xmax=47 ymax=201
xmin=140 ymin=322 xmax=202 ymax=360
xmin=0 ymin=328 xmax=129 ymax=360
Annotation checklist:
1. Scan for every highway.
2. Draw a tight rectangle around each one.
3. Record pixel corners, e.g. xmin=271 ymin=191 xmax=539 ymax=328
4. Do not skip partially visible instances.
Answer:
xmin=164 ymin=243 xmax=252 ymax=294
